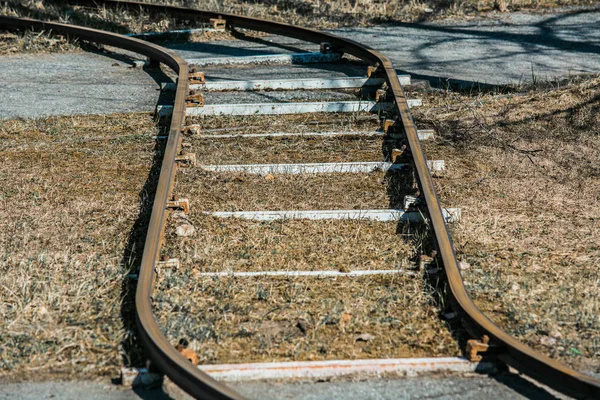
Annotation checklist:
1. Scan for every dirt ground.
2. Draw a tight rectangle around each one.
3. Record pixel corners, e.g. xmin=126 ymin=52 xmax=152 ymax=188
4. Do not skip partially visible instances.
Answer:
xmin=162 ymin=217 xmax=414 ymax=273
xmin=190 ymin=135 xmax=383 ymax=165
xmin=0 ymin=114 xmax=160 ymax=381
xmin=177 ymin=170 xmax=396 ymax=211
xmin=153 ymin=274 xmax=461 ymax=364
xmin=412 ymin=75 xmax=600 ymax=375
xmin=153 ymin=105 xmax=459 ymax=363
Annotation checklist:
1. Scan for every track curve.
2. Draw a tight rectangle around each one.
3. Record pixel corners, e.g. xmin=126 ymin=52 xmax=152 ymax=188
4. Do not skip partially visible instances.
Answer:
xmin=2 ymin=2 xmax=599 ymax=399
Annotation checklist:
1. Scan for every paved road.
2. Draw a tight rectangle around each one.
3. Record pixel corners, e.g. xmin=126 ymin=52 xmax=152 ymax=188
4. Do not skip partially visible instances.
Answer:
xmin=0 ymin=371 xmax=568 ymax=400
xmin=335 ymin=7 xmax=600 ymax=86
xmin=0 ymin=7 xmax=598 ymax=118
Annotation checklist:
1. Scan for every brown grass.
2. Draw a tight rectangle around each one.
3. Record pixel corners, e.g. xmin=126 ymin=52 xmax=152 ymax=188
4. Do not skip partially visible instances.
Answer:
xmin=0 ymin=30 xmax=79 ymax=55
xmin=177 ymin=170 xmax=394 ymax=211
xmin=188 ymin=113 xmax=379 ymax=136
xmin=154 ymin=105 xmax=454 ymax=364
xmin=0 ymin=114 xmax=159 ymax=381
xmin=162 ymin=217 xmax=413 ymax=273
xmin=413 ymin=75 xmax=600 ymax=375
xmin=153 ymin=275 xmax=461 ymax=364
xmin=190 ymin=135 xmax=382 ymax=165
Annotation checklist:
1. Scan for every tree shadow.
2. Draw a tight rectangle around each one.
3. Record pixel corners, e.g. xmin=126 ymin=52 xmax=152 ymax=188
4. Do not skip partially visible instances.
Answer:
xmin=119 ymin=131 xmax=166 ymax=368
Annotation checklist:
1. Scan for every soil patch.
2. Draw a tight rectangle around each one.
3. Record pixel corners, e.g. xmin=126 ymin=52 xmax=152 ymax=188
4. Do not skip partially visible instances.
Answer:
xmin=153 ymin=275 xmax=461 ymax=364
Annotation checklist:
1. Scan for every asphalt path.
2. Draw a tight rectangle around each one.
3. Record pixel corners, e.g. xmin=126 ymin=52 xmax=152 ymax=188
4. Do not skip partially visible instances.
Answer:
xmin=0 ymin=7 xmax=598 ymax=118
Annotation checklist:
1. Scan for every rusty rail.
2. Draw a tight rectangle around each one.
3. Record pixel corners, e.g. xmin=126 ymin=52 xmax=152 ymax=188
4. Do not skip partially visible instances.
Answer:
xmin=2 ymin=2 xmax=600 ymax=399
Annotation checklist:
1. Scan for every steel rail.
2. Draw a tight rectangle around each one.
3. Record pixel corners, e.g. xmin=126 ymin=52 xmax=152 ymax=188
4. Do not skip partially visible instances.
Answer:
xmin=3 ymin=2 xmax=600 ymax=398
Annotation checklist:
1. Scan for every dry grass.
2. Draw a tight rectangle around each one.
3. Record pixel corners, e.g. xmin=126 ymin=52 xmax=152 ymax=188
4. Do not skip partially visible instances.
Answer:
xmin=153 ymin=275 xmax=461 ymax=364
xmin=188 ymin=112 xmax=380 ymax=135
xmin=0 ymin=30 xmax=79 ymax=55
xmin=0 ymin=114 xmax=159 ymax=381
xmin=413 ymin=75 xmax=600 ymax=375
xmin=190 ymin=135 xmax=382 ymax=165
xmin=162 ymin=217 xmax=413 ymax=273
xmin=155 ymin=107 xmax=452 ymax=364
xmin=177 ymin=170 xmax=396 ymax=211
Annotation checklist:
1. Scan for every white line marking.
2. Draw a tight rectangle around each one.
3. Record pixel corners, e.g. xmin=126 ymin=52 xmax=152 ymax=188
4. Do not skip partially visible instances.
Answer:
xmin=194 ymin=129 xmax=435 ymax=140
xmin=161 ymin=76 xmax=411 ymax=92
xmin=185 ymin=52 xmax=343 ymax=67
xmin=208 ymin=208 xmax=461 ymax=222
xmin=196 ymin=270 xmax=403 ymax=277
xmin=198 ymin=357 xmax=496 ymax=382
xmin=200 ymin=160 xmax=444 ymax=174
xmin=157 ymin=100 xmax=421 ymax=117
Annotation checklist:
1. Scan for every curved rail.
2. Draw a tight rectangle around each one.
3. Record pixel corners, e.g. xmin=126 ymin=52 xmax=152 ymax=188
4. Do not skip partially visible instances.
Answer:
xmin=3 ymin=2 xmax=600 ymax=399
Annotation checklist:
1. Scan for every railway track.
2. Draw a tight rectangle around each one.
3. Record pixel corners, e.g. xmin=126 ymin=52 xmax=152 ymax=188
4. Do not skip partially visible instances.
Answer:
xmin=2 ymin=1 xmax=600 ymax=398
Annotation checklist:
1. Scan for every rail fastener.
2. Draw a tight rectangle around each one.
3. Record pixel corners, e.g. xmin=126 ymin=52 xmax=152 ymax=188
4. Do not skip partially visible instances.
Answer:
xmin=209 ymin=17 xmax=226 ymax=31
xmin=403 ymin=195 xmax=425 ymax=211
xmin=367 ymin=63 xmax=385 ymax=78
xmin=466 ymin=335 xmax=492 ymax=362
xmin=175 ymin=152 xmax=197 ymax=167
xmin=175 ymin=342 xmax=200 ymax=365
xmin=391 ymin=146 xmax=408 ymax=163
xmin=166 ymin=198 xmax=190 ymax=214
xmin=418 ymin=251 xmax=439 ymax=272
xmin=189 ymin=71 xmax=206 ymax=85
xmin=383 ymin=118 xmax=405 ymax=133
xmin=376 ymin=88 xmax=393 ymax=102
xmin=186 ymin=91 xmax=204 ymax=107
xmin=183 ymin=124 xmax=201 ymax=135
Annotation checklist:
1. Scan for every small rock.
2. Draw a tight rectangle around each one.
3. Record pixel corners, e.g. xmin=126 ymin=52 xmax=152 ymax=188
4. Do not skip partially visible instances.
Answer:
xmin=171 ymin=211 xmax=188 ymax=222
xmin=132 ymin=60 xmax=146 ymax=69
xmin=540 ymin=336 xmax=557 ymax=347
xmin=339 ymin=312 xmax=352 ymax=327
xmin=112 ymin=62 xmax=120 ymax=67
xmin=297 ymin=318 xmax=312 ymax=333
xmin=356 ymin=333 xmax=375 ymax=342
xmin=549 ymin=328 xmax=562 ymax=340
xmin=459 ymin=261 xmax=471 ymax=270
xmin=423 ymin=7 xmax=433 ymax=13
xmin=176 ymin=224 xmax=196 ymax=237
xmin=265 ymin=173 xmax=275 ymax=181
